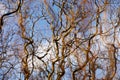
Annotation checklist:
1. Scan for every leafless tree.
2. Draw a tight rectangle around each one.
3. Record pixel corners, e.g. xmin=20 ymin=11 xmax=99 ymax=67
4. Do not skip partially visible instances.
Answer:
xmin=0 ymin=0 xmax=120 ymax=80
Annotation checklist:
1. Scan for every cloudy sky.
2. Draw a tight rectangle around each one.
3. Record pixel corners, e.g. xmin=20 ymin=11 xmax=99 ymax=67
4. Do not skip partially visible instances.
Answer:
xmin=0 ymin=3 xmax=6 ymax=16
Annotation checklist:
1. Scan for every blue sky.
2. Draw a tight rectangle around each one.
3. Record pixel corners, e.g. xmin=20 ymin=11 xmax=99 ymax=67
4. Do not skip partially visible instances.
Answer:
xmin=0 ymin=0 xmax=120 ymax=79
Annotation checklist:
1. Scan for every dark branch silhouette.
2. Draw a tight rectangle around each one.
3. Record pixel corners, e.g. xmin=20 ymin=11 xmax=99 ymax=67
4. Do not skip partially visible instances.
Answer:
xmin=0 ymin=0 xmax=22 ymax=32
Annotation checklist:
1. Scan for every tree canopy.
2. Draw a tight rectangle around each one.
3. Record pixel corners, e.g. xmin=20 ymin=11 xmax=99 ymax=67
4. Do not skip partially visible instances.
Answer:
xmin=0 ymin=0 xmax=120 ymax=80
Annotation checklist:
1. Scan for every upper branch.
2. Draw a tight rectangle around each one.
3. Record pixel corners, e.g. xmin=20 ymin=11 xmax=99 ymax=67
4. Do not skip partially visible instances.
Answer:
xmin=0 ymin=0 xmax=22 ymax=32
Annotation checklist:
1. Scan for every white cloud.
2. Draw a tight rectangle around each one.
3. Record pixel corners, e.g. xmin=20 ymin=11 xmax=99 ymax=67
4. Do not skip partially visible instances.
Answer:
xmin=0 ymin=3 xmax=6 ymax=16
